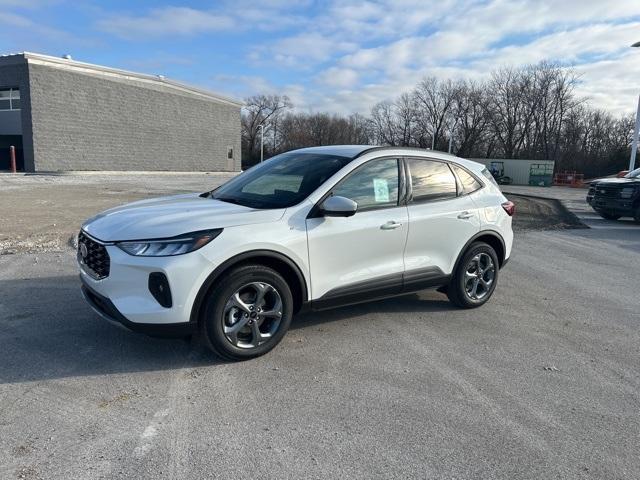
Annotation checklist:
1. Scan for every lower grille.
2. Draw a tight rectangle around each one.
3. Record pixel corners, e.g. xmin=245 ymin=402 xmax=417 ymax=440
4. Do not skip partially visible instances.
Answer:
xmin=593 ymin=185 xmax=620 ymax=198
xmin=78 ymin=231 xmax=110 ymax=279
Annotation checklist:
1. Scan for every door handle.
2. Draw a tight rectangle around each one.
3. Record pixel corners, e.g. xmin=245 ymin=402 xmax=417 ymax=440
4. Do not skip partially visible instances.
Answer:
xmin=457 ymin=211 xmax=474 ymax=220
xmin=380 ymin=221 xmax=402 ymax=230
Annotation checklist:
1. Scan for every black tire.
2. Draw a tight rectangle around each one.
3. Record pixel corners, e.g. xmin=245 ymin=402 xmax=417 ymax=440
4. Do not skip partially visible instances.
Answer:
xmin=597 ymin=211 xmax=621 ymax=220
xmin=634 ymin=207 xmax=640 ymax=223
xmin=200 ymin=264 xmax=294 ymax=360
xmin=447 ymin=242 xmax=499 ymax=309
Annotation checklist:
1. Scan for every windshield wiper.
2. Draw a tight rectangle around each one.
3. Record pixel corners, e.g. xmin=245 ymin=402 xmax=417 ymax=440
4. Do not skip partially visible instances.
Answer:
xmin=214 ymin=196 xmax=245 ymax=206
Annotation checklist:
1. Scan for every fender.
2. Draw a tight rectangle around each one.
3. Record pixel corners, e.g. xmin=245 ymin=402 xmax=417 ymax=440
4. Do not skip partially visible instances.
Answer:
xmin=189 ymin=249 xmax=309 ymax=324
xmin=452 ymin=230 xmax=507 ymax=274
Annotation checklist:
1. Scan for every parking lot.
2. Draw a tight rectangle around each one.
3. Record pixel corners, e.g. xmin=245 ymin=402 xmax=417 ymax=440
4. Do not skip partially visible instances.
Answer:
xmin=1 ymin=174 xmax=639 ymax=479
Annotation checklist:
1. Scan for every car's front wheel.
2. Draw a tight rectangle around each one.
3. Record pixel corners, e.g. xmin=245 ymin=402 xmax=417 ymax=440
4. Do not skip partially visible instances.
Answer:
xmin=200 ymin=264 xmax=293 ymax=360
xmin=447 ymin=242 xmax=499 ymax=309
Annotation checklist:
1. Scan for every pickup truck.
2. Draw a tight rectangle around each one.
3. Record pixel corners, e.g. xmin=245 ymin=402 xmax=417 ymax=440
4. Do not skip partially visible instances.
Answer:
xmin=586 ymin=167 xmax=640 ymax=222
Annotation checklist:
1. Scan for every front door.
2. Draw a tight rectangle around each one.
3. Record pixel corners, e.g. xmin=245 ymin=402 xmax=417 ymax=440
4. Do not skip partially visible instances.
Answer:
xmin=306 ymin=158 xmax=408 ymax=308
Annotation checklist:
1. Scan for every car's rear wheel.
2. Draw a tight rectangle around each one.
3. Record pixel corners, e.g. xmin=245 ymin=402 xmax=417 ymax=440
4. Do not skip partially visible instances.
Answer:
xmin=598 ymin=211 xmax=621 ymax=220
xmin=200 ymin=264 xmax=293 ymax=360
xmin=447 ymin=242 xmax=499 ymax=309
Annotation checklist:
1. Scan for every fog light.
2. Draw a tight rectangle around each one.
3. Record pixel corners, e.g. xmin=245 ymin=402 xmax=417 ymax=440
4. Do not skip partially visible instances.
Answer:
xmin=148 ymin=272 xmax=172 ymax=308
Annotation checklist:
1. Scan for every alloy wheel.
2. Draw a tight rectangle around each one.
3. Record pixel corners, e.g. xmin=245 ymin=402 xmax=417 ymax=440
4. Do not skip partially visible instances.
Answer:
xmin=464 ymin=252 xmax=495 ymax=301
xmin=222 ymin=282 xmax=283 ymax=349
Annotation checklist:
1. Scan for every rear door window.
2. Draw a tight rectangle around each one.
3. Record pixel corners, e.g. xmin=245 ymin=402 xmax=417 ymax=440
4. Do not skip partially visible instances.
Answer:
xmin=451 ymin=164 xmax=483 ymax=194
xmin=408 ymin=159 xmax=457 ymax=202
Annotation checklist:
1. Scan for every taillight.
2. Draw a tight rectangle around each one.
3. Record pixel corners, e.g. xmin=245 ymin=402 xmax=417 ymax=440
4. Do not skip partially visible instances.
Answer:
xmin=501 ymin=201 xmax=515 ymax=216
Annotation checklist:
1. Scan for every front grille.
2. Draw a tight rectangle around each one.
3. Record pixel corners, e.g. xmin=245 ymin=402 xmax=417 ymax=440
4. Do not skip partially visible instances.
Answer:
xmin=78 ymin=231 xmax=110 ymax=279
xmin=593 ymin=184 xmax=621 ymax=198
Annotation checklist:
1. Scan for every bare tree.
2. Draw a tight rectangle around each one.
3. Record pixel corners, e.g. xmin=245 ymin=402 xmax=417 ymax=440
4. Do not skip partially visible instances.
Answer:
xmin=241 ymin=94 xmax=292 ymax=165
xmin=413 ymin=77 xmax=458 ymax=149
xmin=241 ymin=62 xmax=632 ymax=177
xmin=370 ymin=101 xmax=401 ymax=146
xmin=451 ymin=80 xmax=490 ymax=157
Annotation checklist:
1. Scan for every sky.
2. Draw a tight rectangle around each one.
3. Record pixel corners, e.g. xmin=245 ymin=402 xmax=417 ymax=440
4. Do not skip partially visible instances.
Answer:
xmin=1 ymin=0 xmax=639 ymax=115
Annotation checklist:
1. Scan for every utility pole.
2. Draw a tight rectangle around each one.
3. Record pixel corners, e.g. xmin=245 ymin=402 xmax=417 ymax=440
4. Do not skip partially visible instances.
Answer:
xmin=630 ymin=94 xmax=640 ymax=171
xmin=630 ymin=41 xmax=640 ymax=171
xmin=259 ymin=124 xmax=264 ymax=163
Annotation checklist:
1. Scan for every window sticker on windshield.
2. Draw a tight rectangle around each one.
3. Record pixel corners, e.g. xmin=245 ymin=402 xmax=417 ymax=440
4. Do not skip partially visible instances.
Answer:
xmin=373 ymin=178 xmax=390 ymax=202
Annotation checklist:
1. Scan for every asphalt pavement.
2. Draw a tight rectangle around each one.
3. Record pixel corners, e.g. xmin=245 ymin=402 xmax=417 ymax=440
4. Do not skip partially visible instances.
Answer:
xmin=1 ymin=189 xmax=639 ymax=479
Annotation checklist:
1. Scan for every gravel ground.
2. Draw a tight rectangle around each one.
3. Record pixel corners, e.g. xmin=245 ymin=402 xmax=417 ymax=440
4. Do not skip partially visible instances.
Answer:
xmin=505 ymin=194 xmax=585 ymax=231
xmin=1 ymin=175 xmax=639 ymax=479
xmin=0 ymin=173 xmax=235 ymax=255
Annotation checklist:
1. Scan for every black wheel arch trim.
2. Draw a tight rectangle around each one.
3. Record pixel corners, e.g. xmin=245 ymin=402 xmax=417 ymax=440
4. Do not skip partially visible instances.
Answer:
xmin=453 ymin=231 xmax=507 ymax=273
xmin=190 ymin=249 xmax=309 ymax=324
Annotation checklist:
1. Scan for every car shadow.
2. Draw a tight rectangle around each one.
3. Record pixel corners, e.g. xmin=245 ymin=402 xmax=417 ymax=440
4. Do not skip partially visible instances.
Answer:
xmin=0 ymin=274 xmax=455 ymax=384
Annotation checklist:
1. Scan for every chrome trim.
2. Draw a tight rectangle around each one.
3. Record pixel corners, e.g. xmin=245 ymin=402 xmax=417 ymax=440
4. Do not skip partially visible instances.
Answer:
xmin=80 ymin=229 xmax=114 ymax=246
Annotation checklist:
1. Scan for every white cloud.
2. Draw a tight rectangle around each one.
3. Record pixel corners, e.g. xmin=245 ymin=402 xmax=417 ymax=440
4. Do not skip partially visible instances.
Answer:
xmin=251 ymin=32 xmax=357 ymax=68
xmin=99 ymin=7 xmax=234 ymax=39
xmin=574 ymin=52 xmax=640 ymax=114
xmin=90 ymin=0 xmax=640 ymax=116
xmin=294 ymin=0 xmax=640 ymax=115
xmin=317 ymin=67 xmax=359 ymax=88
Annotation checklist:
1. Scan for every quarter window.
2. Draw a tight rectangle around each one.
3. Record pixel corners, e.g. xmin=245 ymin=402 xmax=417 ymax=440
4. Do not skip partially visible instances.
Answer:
xmin=408 ymin=159 xmax=457 ymax=202
xmin=451 ymin=164 xmax=482 ymax=194
xmin=332 ymin=158 xmax=399 ymax=211
xmin=0 ymin=88 xmax=20 ymax=111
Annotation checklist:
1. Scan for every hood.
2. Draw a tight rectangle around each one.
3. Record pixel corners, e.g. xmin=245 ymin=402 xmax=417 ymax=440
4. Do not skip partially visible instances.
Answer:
xmin=82 ymin=193 xmax=285 ymax=241
xmin=591 ymin=177 xmax=640 ymax=185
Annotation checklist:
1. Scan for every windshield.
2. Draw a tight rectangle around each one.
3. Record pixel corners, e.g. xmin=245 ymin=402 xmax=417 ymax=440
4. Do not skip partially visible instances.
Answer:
xmin=211 ymin=152 xmax=353 ymax=209
xmin=624 ymin=168 xmax=640 ymax=179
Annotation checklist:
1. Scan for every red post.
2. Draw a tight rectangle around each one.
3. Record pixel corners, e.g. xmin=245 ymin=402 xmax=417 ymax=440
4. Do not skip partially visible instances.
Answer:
xmin=9 ymin=145 xmax=16 ymax=173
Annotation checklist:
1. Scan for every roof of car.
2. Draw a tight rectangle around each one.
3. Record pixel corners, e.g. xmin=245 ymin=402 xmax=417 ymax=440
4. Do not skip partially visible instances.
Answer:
xmin=292 ymin=145 xmax=458 ymax=160
xmin=291 ymin=145 xmax=377 ymax=157
xmin=290 ymin=145 xmax=486 ymax=175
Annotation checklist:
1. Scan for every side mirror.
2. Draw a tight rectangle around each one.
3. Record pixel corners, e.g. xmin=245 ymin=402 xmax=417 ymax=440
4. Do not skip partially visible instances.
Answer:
xmin=320 ymin=196 xmax=358 ymax=217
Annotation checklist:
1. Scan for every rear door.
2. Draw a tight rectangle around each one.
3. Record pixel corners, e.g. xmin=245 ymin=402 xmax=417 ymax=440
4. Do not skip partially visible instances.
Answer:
xmin=306 ymin=158 xmax=409 ymax=307
xmin=403 ymin=158 xmax=481 ymax=290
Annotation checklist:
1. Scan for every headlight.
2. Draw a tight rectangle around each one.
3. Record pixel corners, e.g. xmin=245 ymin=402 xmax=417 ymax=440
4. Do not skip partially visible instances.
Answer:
xmin=116 ymin=229 xmax=222 ymax=256
xmin=620 ymin=187 xmax=636 ymax=199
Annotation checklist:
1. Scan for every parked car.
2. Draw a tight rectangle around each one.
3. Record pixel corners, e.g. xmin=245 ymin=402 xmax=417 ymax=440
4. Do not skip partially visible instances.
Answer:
xmin=78 ymin=146 xmax=514 ymax=360
xmin=586 ymin=167 xmax=640 ymax=222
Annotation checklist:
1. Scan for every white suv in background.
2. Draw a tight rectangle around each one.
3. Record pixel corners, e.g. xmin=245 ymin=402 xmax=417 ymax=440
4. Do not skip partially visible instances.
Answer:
xmin=78 ymin=146 xmax=514 ymax=360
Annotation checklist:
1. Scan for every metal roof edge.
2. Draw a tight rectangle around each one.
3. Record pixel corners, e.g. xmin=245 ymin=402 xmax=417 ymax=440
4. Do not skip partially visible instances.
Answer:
xmin=20 ymin=52 xmax=243 ymax=107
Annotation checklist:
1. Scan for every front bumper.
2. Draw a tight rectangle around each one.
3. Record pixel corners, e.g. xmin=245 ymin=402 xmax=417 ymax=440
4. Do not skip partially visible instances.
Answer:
xmin=80 ymin=277 xmax=196 ymax=337
xmin=78 ymin=239 xmax=215 ymax=336
xmin=587 ymin=196 xmax=636 ymax=215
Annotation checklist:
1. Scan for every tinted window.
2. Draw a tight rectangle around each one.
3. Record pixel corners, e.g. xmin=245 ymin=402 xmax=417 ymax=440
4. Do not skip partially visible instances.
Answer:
xmin=212 ymin=152 xmax=352 ymax=209
xmin=332 ymin=158 xmax=399 ymax=211
xmin=481 ymin=167 xmax=500 ymax=187
xmin=452 ymin=164 xmax=482 ymax=194
xmin=408 ymin=159 xmax=457 ymax=202
xmin=0 ymin=88 xmax=19 ymax=110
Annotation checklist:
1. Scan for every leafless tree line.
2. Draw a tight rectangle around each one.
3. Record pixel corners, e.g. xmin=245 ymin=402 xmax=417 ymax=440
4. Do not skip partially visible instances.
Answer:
xmin=241 ymin=62 xmax=634 ymax=177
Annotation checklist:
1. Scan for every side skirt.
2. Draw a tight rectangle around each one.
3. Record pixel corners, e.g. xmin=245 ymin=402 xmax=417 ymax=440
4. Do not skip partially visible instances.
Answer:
xmin=310 ymin=267 xmax=450 ymax=311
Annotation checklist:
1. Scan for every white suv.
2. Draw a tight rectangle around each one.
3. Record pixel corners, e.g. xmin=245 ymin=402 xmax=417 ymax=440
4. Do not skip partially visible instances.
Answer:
xmin=78 ymin=146 xmax=514 ymax=359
